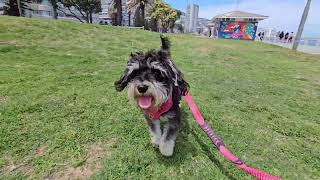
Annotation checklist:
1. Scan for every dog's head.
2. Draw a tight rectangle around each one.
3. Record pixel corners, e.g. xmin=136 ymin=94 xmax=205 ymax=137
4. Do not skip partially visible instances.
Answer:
xmin=115 ymin=35 xmax=188 ymax=110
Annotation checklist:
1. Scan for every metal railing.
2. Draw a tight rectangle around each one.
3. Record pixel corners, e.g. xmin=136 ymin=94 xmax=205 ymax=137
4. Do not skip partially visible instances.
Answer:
xmin=263 ymin=37 xmax=320 ymax=47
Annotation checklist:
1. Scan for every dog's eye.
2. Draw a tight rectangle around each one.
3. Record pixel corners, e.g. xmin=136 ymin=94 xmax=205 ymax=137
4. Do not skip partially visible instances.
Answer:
xmin=153 ymin=69 xmax=166 ymax=81
xmin=153 ymin=69 xmax=162 ymax=75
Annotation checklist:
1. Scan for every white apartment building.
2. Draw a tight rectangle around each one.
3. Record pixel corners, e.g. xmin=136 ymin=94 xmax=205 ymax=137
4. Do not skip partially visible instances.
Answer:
xmin=185 ymin=3 xmax=199 ymax=33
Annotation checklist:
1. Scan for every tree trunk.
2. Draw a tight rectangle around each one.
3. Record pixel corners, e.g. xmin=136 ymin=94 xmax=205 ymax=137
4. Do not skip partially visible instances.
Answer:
xmin=4 ymin=0 xmax=20 ymax=16
xmin=128 ymin=11 xmax=131 ymax=26
xmin=85 ymin=11 xmax=89 ymax=23
xmin=140 ymin=1 xmax=145 ymax=27
xmin=89 ymin=12 xmax=93 ymax=23
xmin=292 ymin=0 xmax=312 ymax=50
xmin=17 ymin=0 xmax=22 ymax=16
xmin=50 ymin=0 xmax=58 ymax=19
xmin=118 ymin=0 xmax=122 ymax=26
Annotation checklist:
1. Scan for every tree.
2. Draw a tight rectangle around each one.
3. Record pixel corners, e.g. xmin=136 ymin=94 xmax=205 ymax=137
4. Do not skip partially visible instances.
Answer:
xmin=175 ymin=23 xmax=184 ymax=33
xmin=168 ymin=9 xmax=181 ymax=33
xmin=151 ymin=0 xmax=177 ymax=33
xmin=292 ymin=0 xmax=312 ymax=51
xmin=49 ymin=0 xmax=58 ymax=19
xmin=126 ymin=0 xmax=154 ymax=27
xmin=57 ymin=0 xmax=101 ymax=23
xmin=3 ymin=0 xmax=20 ymax=16
xmin=4 ymin=0 xmax=32 ymax=16
xmin=109 ymin=0 xmax=122 ymax=26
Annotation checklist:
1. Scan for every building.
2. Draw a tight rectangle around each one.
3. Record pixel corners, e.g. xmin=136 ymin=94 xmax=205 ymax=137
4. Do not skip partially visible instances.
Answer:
xmin=173 ymin=11 xmax=186 ymax=33
xmin=196 ymin=17 xmax=210 ymax=35
xmin=209 ymin=10 xmax=268 ymax=40
xmin=185 ymin=4 xmax=199 ymax=33
xmin=125 ymin=0 xmax=155 ymax=27
xmin=99 ymin=0 xmax=113 ymax=24
xmin=0 ymin=0 xmax=53 ymax=18
xmin=29 ymin=0 xmax=54 ymax=18
xmin=100 ymin=0 xmax=130 ymax=25
xmin=0 ymin=0 xmax=4 ymax=15
xmin=1 ymin=0 xmax=100 ymax=23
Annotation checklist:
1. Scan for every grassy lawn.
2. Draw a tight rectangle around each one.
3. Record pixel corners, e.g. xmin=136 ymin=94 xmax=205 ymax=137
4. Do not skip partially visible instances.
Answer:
xmin=0 ymin=16 xmax=319 ymax=179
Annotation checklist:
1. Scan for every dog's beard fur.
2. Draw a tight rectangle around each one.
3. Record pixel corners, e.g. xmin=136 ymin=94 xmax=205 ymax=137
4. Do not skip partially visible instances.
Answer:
xmin=128 ymin=80 xmax=171 ymax=109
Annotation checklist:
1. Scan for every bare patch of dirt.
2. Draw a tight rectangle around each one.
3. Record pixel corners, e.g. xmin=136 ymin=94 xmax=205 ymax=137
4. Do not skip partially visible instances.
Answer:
xmin=35 ymin=145 xmax=48 ymax=157
xmin=48 ymin=138 xmax=117 ymax=180
xmin=1 ymin=155 xmax=33 ymax=177
xmin=196 ymin=47 xmax=210 ymax=55
xmin=0 ymin=96 xmax=8 ymax=104
xmin=2 ymin=155 xmax=17 ymax=173
xmin=295 ymin=75 xmax=320 ymax=86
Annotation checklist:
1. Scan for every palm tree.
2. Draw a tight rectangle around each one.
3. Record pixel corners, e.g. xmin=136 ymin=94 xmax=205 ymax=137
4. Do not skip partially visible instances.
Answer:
xmin=3 ymin=0 xmax=20 ymax=16
xmin=49 ymin=0 xmax=58 ymax=19
xmin=4 ymin=0 xmax=32 ymax=16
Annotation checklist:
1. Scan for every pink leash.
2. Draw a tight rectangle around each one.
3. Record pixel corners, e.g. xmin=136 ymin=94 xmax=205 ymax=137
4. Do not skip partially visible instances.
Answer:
xmin=184 ymin=93 xmax=281 ymax=180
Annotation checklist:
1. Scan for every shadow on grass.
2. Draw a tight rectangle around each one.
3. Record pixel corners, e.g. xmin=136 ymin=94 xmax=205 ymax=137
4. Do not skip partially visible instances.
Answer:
xmin=156 ymin=109 xmax=236 ymax=179
xmin=190 ymin=130 xmax=237 ymax=180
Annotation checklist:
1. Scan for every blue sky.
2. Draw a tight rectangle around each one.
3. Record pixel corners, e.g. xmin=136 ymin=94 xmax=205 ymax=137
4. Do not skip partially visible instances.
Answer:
xmin=164 ymin=0 xmax=320 ymax=38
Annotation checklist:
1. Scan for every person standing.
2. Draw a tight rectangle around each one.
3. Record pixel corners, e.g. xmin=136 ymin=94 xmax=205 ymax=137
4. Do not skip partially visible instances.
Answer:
xmin=279 ymin=31 xmax=284 ymax=42
xmin=284 ymin=32 xmax=289 ymax=43
xmin=257 ymin=32 xmax=261 ymax=41
xmin=261 ymin=32 xmax=265 ymax=41
xmin=288 ymin=32 xmax=294 ymax=43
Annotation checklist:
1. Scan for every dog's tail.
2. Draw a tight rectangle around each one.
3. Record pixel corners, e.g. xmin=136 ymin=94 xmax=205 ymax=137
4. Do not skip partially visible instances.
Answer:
xmin=160 ymin=34 xmax=171 ymax=52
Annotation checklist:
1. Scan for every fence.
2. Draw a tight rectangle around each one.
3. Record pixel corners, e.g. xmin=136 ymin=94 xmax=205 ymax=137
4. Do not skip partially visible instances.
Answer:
xmin=264 ymin=37 xmax=320 ymax=47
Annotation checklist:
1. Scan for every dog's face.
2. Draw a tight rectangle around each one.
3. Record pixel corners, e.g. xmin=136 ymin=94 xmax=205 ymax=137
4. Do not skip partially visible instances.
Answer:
xmin=115 ymin=36 xmax=188 ymax=110
xmin=115 ymin=50 xmax=174 ymax=110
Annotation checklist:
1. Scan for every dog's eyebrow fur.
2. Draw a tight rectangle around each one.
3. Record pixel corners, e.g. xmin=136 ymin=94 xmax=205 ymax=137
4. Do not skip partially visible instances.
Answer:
xmin=147 ymin=60 xmax=168 ymax=76
xmin=127 ymin=60 xmax=140 ymax=75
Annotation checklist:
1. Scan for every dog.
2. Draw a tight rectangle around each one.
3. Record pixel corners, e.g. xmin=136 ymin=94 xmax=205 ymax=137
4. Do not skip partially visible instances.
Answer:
xmin=115 ymin=35 xmax=188 ymax=156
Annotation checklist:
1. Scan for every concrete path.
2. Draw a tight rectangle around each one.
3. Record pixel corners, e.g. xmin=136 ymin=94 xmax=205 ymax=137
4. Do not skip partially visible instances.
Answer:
xmin=262 ymin=41 xmax=320 ymax=55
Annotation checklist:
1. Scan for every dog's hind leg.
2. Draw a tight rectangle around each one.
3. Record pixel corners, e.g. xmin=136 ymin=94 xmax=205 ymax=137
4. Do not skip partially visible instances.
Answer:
xmin=160 ymin=110 xmax=181 ymax=157
xmin=147 ymin=118 xmax=161 ymax=148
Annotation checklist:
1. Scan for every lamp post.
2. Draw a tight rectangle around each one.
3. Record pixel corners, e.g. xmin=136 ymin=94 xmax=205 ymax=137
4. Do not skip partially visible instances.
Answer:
xmin=292 ymin=0 xmax=312 ymax=51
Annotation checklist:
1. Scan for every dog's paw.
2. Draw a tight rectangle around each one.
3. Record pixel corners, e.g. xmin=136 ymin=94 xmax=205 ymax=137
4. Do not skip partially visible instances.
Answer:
xmin=159 ymin=139 xmax=175 ymax=157
xmin=151 ymin=136 xmax=160 ymax=148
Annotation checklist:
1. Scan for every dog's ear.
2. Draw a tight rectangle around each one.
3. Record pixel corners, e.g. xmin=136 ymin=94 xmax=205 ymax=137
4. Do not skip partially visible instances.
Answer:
xmin=115 ymin=58 xmax=139 ymax=92
xmin=114 ymin=68 xmax=130 ymax=92
xmin=165 ymin=59 xmax=189 ymax=95
xmin=178 ymin=76 xmax=189 ymax=96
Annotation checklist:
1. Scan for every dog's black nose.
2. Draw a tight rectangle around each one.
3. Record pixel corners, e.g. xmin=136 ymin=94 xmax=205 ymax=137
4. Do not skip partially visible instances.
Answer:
xmin=137 ymin=85 xmax=148 ymax=93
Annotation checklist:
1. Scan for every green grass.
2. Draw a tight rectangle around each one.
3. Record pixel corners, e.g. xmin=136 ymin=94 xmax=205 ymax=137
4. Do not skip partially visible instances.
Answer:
xmin=0 ymin=16 xmax=320 ymax=179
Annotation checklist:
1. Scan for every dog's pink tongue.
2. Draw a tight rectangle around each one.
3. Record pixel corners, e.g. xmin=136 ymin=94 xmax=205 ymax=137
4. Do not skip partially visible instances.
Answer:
xmin=138 ymin=96 xmax=152 ymax=109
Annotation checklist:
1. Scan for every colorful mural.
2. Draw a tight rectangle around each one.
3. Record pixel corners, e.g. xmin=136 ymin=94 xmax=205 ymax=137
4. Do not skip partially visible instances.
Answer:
xmin=218 ymin=21 xmax=258 ymax=40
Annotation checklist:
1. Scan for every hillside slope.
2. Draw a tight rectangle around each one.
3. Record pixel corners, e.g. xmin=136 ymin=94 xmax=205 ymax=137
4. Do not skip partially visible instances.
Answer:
xmin=0 ymin=16 xmax=319 ymax=179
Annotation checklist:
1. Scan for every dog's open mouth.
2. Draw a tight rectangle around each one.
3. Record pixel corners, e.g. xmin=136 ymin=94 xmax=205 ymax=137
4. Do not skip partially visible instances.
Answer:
xmin=138 ymin=96 xmax=152 ymax=109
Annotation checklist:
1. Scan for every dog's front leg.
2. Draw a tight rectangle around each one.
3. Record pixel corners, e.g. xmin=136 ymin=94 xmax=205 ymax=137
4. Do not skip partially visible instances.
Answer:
xmin=160 ymin=110 xmax=181 ymax=157
xmin=147 ymin=117 xmax=161 ymax=147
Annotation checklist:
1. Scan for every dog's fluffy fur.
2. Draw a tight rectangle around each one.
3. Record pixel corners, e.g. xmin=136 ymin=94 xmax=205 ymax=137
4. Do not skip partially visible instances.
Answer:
xmin=115 ymin=35 xmax=188 ymax=156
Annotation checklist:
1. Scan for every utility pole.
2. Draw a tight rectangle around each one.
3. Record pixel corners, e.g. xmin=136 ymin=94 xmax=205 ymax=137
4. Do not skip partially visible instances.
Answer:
xmin=236 ymin=0 xmax=239 ymax=10
xmin=292 ymin=0 xmax=312 ymax=51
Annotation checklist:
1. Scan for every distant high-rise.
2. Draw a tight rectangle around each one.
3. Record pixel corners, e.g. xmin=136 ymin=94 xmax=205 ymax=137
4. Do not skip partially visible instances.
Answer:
xmin=185 ymin=4 xmax=199 ymax=33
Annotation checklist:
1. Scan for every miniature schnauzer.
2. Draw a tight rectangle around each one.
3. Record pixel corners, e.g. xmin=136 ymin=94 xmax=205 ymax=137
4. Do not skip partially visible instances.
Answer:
xmin=115 ymin=35 xmax=188 ymax=156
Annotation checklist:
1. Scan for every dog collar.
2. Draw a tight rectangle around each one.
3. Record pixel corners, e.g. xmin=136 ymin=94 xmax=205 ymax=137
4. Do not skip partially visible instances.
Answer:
xmin=143 ymin=98 xmax=173 ymax=120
